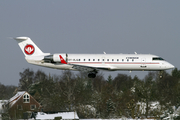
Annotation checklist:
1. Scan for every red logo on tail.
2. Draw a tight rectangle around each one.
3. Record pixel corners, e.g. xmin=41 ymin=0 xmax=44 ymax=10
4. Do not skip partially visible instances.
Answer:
xmin=24 ymin=44 xmax=35 ymax=55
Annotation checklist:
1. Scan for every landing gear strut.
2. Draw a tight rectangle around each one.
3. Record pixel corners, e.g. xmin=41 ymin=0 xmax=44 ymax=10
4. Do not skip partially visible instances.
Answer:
xmin=159 ymin=70 xmax=164 ymax=79
xmin=88 ymin=72 xmax=96 ymax=78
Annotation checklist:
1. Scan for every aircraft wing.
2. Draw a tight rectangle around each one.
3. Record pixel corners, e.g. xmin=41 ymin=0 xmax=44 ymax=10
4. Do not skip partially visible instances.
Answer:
xmin=69 ymin=63 xmax=111 ymax=73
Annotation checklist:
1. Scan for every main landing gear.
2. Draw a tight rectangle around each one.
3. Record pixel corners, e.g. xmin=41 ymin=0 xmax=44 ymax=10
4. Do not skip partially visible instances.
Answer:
xmin=88 ymin=72 xmax=97 ymax=78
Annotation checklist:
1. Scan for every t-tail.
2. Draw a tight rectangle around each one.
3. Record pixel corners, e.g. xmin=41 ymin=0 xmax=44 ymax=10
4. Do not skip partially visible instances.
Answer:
xmin=14 ymin=37 xmax=51 ymax=65
xmin=14 ymin=37 xmax=45 ymax=57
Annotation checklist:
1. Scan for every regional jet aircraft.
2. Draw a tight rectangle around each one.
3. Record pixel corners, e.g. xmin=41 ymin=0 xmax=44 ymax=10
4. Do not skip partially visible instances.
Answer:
xmin=14 ymin=37 xmax=174 ymax=78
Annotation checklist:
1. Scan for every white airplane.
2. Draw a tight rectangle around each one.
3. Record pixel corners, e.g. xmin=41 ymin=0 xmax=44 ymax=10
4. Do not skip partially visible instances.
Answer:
xmin=14 ymin=37 xmax=174 ymax=78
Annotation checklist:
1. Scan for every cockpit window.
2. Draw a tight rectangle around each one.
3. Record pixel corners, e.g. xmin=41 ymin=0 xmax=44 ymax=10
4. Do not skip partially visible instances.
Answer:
xmin=152 ymin=57 xmax=164 ymax=61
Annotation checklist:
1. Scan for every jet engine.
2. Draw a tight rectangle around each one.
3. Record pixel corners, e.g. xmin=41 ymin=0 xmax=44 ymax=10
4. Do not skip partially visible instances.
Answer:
xmin=43 ymin=54 xmax=67 ymax=63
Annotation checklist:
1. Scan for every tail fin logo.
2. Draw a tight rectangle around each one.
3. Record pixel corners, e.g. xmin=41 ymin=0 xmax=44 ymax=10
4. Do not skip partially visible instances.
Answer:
xmin=24 ymin=44 xmax=35 ymax=55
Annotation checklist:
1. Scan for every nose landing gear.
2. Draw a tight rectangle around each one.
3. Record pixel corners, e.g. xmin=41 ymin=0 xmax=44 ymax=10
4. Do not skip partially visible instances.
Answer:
xmin=159 ymin=70 xmax=164 ymax=79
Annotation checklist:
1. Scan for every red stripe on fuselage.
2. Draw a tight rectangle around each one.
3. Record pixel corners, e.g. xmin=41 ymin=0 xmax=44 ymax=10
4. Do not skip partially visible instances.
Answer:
xmin=68 ymin=62 xmax=159 ymax=65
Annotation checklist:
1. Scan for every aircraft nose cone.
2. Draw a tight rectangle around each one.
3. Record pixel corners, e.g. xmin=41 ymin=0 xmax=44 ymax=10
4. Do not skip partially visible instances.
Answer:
xmin=168 ymin=64 xmax=175 ymax=69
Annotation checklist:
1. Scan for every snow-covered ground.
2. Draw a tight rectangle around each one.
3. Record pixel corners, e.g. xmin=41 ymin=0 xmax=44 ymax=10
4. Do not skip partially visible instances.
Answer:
xmin=35 ymin=112 xmax=79 ymax=120
xmin=19 ymin=118 xmax=155 ymax=120
xmin=80 ymin=119 xmax=154 ymax=120
xmin=32 ymin=112 xmax=156 ymax=120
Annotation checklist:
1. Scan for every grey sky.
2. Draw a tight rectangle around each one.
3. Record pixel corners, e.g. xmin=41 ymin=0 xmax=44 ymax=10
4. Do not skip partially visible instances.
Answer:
xmin=0 ymin=1 xmax=179 ymax=85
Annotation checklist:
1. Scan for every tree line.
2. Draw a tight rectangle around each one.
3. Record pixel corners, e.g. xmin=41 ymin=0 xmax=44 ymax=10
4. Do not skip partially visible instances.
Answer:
xmin=2 ymin=68 xmax=180 ymax=119
xmin=0 ymin=83 xmax=16 ymax=100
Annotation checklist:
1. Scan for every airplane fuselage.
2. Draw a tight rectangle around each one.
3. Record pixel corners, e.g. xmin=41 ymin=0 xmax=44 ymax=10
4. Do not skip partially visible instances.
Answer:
xmin=26 ymin=53 xmax=174 ymax=71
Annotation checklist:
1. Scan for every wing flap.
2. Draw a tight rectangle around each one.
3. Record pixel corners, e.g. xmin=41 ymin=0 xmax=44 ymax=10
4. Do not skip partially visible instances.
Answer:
xmin=72 ymin=65 xmax=95 ymax=72
xmin=70 ymin=64 xmax=111 ymax=72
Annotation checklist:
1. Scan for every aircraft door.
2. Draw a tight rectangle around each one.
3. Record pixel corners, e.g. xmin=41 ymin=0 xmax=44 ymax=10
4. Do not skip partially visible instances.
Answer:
xmin=141 ymin=58 xmax=147 ymax=69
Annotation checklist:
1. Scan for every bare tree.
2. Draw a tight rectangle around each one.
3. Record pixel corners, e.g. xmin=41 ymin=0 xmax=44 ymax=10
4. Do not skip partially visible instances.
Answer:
xmin=18 ymin=68 xmax=34 ymax=91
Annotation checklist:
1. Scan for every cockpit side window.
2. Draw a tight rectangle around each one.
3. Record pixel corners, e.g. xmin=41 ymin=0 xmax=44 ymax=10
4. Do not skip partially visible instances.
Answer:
xmin=152 ymin=57 xmax=164 ymax=61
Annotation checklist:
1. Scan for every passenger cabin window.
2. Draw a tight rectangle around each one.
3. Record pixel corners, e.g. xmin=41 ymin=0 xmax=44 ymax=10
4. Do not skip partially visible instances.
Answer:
xmin=117 ymin=59 xmax=119 ymax=61
xmin=152 ymin=57 xmax=164 ymax=61
xmin=107 ymin=59 xmax=109 ymax=61
xmin=112 ymin=59 xmax=114 ymax=61
xmin=122 ymin=59 xmax=124 ymax=61
xmin=89 ymin=59 xmax=90 ymax=61
xmin=84 ymin=59 xmax=85 ymax=61
xmin=93 ymin=59 xmax=95 ymax=61
xmin=98 ymin=59 xmax=100 ymax=61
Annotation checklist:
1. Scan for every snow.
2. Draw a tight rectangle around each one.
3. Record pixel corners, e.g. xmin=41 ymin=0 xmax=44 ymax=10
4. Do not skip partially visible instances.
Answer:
xmin=8 ymin=91 xmax=26 ymax=108
xmin=19 ymin=118 xmax=155 ymax=120
xmin=36 ymin=112 xmax=79 ymax=120
xmin=0 ymin=100 xmax=8 ymax=113
xmin=36 ymin=112 xmax=155 ymax=120
xmin=136 ymin=101 xmax=161 ymax=114
xmin=9 ymin=91 xmax=25 ymax=102
xmin=80 ymin=118 xmax=155 ymax=120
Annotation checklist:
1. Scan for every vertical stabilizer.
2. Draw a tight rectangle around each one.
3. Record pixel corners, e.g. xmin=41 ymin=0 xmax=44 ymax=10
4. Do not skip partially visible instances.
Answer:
xmin=14 ymin=37 xmax=44 ymax=57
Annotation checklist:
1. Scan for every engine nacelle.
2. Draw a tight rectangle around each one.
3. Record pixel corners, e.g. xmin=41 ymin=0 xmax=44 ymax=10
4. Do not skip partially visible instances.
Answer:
xmin=43 ymin=53 xmax=67 ymax=63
